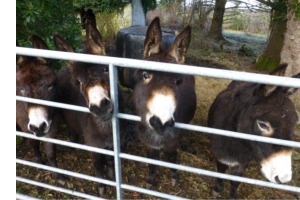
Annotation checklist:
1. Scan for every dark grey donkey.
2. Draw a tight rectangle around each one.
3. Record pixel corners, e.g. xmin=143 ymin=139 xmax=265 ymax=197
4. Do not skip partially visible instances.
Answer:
xmin=133 ymin=17 xmax=197 ymax=188
xmin=54 ymin=21 xmax=124 ymax=196
xmin=208 ymin=63 xmax=300 ymax=199
xmin=16 ymin=35 xmax=66 ymax=185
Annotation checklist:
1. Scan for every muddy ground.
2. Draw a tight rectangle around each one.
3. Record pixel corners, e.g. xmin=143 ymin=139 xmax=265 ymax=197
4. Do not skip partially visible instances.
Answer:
xmin=16 ymin=31 xmax=300 ymax=199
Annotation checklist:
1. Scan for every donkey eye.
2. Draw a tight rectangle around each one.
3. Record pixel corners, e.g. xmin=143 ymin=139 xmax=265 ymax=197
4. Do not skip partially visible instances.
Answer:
xmin=175 ymin=78 xmax=183 ymax=86
xmin=257 ymin=121 xmax=268 ymax=130
xmin=142 ymin=72 xmax=150 ymax=80
xmin=20 ymin=88 xmax=26 ymax=96
xmin=18 ymin=85 xmax=26 ymax=96
xmin=103 ymin=67 xmax=109 ymax=72
xmin=256 ymin=120 xmax=273 ymax=136
xmin=76 ymin=79 xmax=81 ymax=86
xmin=48 ymin=83 xmax=54 ymax=91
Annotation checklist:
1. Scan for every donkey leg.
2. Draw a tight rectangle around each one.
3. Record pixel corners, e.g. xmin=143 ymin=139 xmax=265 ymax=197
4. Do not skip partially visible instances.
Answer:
xmin=146 ymin=148 xmax=160 ymax=189
xmin=92 ymin=153 xmax=107 ymax=196
xmin=164 ymin=149 xmax=178 ymax=186
xmin=68 ymin=129 xmax=80 ymax=143
xmin=213 ymin=161 xmax=228 ymax=198
xmin=106 ymin=153 xmax=115 ymax=181
xmin=229 ymin=165 xmax=244 ymax=199
xmin=29 ymin=139 xmax=44 ymax=164
xmin=43 ymin=141 xmax=67 ymax=185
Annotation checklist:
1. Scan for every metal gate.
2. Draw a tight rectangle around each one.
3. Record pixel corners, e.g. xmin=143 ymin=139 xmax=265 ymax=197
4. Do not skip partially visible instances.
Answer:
xmin=16 ymin=47 xmax=300 ymax=199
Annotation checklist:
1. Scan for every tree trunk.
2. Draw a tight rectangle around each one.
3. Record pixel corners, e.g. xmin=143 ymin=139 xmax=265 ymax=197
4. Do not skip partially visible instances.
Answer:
xmin=187 ymin=0 xmax=197 ymax=25
xmin=256 ymin=9 xmax=287 ymax=71
xmin=280 ymin=0 xmax=300 ymax=117
xmin=208 ymin=0 xmax=227 ymax=40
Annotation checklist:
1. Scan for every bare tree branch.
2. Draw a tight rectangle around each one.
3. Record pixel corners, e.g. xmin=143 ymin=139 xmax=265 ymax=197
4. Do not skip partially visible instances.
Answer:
xmin=253 ymin=0 xmax=274 ymax=7
xmin=227 ymin=0 xmax=272 ymax=12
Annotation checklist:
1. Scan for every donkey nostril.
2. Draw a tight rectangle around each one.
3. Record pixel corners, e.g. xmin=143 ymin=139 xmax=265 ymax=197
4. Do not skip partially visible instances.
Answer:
xmin=275 ymin=176 xmax=281 ymax=184
xmin=39 ymin=122 xmax=47 ymax=132
xmin=164 ymin=118 xmax=175 ymax=128
xmin=29 ymin=122 xmax=48 ymax=134
xmin=149 ymin=116 xmax=163 ymax=130
xmin=29 ymin=124 xmax=37 ymax=132
xmin=90 ymin=105 xmax=99 ymax=113
xmin=100 ymin=98 xmax=111 ymax=108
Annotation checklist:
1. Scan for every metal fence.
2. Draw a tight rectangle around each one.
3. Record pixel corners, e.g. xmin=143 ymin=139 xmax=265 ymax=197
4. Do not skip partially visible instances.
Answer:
xmin=16 ymin=47 xmax=300 ymax=199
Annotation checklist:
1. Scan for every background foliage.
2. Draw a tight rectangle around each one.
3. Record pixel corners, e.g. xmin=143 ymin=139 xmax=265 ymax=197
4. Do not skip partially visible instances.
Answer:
xmin=141 ymin=0 xmax=157 ymax=14
xmin=16 ymin=0 xmax=82 ymax=50
xmin=73 ymin=0 xmax=128 ymax=13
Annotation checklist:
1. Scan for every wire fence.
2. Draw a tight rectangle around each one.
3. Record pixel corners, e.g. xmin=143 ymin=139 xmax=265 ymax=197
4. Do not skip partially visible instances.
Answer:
xmin=16 ymin=47 xmax=300 ymax=199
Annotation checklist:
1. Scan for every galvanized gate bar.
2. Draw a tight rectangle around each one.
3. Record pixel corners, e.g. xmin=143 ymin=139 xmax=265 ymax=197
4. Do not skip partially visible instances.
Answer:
xmin=119 ymin=153 xmax=300 ymax=193
xmin=16 ymin=176 xmax=104 ymax=200
xmin=117 ymin=113 xmax=300 ymax=148
xmin=16 ymin=47 xmax=300 ymax=88
xmin=16 ymin=47 xmax=300 ymax=199
xmin=16 ymin=193 xmax=41 ymax=200
xmin=117 ymin=113 xmax=140 ymax=122
xmin=121 ymin=184 xmax=189 ymax=200
xmin=16 ymin=95 xmax=300 ymax=149
xmin=15 ymin=93 xmax=300 ymax=149
xmin=16 ymin=154 xmax=188 ymax=199
xmin=16 ymin=96 xmax=90 ymax=113
xmin=16 ymin=131 xmax=114 ymax=156
xmin=17 ymin=160 xmax=188 ymax=200
xmin=174 ymin=122 xmax=300 ymax=148
xmin=16 ymin=157 xmax=188 ymax=200
xmin=16 ymin=159 xmax=116 ymax=186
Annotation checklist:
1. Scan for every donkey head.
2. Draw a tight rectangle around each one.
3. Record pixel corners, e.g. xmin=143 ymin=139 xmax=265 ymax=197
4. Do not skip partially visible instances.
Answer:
xmin=237 ymin=64 xmax=299 ymax=184
xmin=134 ymin=17 xmax=193 ymax=135
xmin=54 ymin=21 xmax=113 ymax=120
xmin=16 ymin=35 xmax=57 ymax=137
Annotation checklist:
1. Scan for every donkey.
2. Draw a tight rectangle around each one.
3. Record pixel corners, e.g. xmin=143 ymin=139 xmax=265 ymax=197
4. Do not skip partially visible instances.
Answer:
xmin=16 ymin=35 xmax=66 ymax=185
xmin=133 ymin=17 xmax=197 ymax=188
xmin=208 ymin=64 xmax=300 ymax=199
xmin=54 ymin=21 xmax=123 ymax=195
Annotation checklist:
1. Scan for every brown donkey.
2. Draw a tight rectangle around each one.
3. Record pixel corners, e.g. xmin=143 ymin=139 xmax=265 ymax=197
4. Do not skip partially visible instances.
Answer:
xmin=54 ymin=21 xmax=124 ymax=196
xmin=133 ymin=17 xmax=197 ymax=188
xmin=208 ymin=64 xmax=300 ymax=199
xmin=16 ymin=35 xmax=66 ymax=185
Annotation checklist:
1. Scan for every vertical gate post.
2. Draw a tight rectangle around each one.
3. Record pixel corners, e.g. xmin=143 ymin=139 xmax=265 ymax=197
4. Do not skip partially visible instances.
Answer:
xmin=109 ymin=64 xmax=123 ymax=199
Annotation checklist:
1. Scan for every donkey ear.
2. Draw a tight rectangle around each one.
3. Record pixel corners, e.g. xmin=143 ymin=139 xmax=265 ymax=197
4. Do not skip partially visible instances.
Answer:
xmin=31 ymin=34 xmax=49 ymax=50
xmin=85 ymin=20 xmax=106 ymax=55
xmin=262 ymin=63 xmax=289 ymax=96
xmin=280 ymin=72 xmax=300 ymax=96
xmin=53 ymin=34 xmax=75 ymax=67
xmin=167 ymin=25 xmax=191 ymax=64
xmin=270 ymin=63 xmax=288 ymax=76
xmin=16 ymin=56 xmax=28 ymax=71
xmin=53 ymin=34 xmax=74 ymax=53
xmin=17 ymin=35 xmax=49 ymax=72
xmin=144 ymin=17 xmax=162 ymax=58
xmin=31 ymin=34 xmax=49 ymax=64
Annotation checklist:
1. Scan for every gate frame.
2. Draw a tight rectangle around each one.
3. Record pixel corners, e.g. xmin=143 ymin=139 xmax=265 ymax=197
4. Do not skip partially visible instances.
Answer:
xmin=16 ymin=47 xmax=300 ymax=199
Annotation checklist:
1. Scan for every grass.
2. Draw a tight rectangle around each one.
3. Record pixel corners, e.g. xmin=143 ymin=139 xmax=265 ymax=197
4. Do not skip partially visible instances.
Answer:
xmin=223 ymin=29 xmax=267 ymax=44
